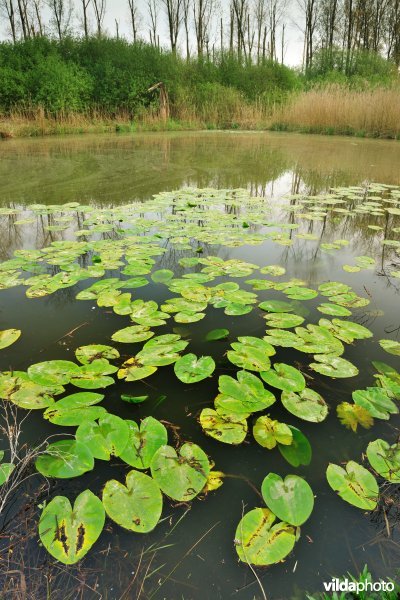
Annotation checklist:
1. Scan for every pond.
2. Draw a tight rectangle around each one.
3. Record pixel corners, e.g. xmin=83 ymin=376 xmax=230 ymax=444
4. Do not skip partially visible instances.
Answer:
xmin=1 ymin=131 xmax=400 ymax=600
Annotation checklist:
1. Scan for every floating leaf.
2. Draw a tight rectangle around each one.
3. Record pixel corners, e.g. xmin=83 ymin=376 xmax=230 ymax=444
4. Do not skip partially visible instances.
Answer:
xmin=261 ymin=473 xmax=314 ymax=526
xmin=352 ymin=387 xmax=398 ymax=420
xmin=0 ymin=329 xmax=21 ymax=350
xmin=278 ymin=426 xmax=312 ymax=467
xmin=379 ymin=339 xmax=400 ymax=356
xmin=261 ymin=363 xmax=305 ymax=392
xmin=103 ymin=470 xmax=162 ymax=532
xmin=317 ymin=303 xmax=352 ymax=317
xmin=326 ymin=461 xmax=378 ymax=510
xmin=217 ymin=371 xmax=276 ymax=415
xmin=0 ymin=462 xmax=14 ymax=486
xmin=227 ymin=337 xmax=275 ymax=372
xmin=281 ymin=388 xmax=328 ymax=422
xmin=39 ymin=490 xmax=105 ymax=565
xmin=75 ymin=345 xmax=120 ymax=365
xmin=253 ymin=416 xmax=292 ymax=449
xmin=69 ymin=359 xmax=117 ymax=389
xmin=336 ymin=402 xmax=374 ymax=432
xmin=264 ymin=313 xmax=304 ymax=329
xmin=36 ymin=440 xmax=94 ymax=479
xmin=366 ymin=439 xmax=400 ymax=483
xmin=28 ymin=360 xmax=81 ymax=386
xmin=44 ymin=392 xmax=106 ymax=425
xmin=120 ymin=394 xmax=148 ymax=404
xmin=310 ymin=355 xmax=358 ymax=378
xmin=76 ymin=414 xmax=129 ymax=460
xmin=259 ymin=300 xmax=294 ymax=313
xmin=112 ymin=325 xmax=154 ymax=343
xmin=151 ymin=443 xmax=210 ymax=501
xmin=205 ymin=328 xmax=229 ymax=341
xmin=174 ymin=354 xmax=215 ymax=383
xmin=234 ymin=508 xmax=296 ymax=566
xmin=119 ymin=417 xmax=168 ymax=469
xmin=151 ymin=269 xmax=174 ymax=283
xmin=200 ymin=408 xmax=248 ymax=445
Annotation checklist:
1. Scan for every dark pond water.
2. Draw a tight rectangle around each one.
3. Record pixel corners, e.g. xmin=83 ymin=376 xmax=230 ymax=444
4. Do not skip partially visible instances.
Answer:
xmin=1 ymin=131 xmax=400 ymax=600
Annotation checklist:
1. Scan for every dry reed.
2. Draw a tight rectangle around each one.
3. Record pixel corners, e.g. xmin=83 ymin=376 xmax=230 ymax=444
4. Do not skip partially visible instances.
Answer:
xmin=271 ymin=85 xmax=400 ymax=139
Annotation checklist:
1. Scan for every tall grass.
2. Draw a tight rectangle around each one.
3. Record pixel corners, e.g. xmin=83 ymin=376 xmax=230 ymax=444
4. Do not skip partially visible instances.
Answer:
xmin=271 ymin=85 xmax=400 ymax=139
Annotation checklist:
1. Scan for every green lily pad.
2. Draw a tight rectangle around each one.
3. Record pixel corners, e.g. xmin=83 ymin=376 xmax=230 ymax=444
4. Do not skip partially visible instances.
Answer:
xmin=366 ymin=439 xmax=400 ymax=483
xmin=205 ymin=328 xmax=229 ymax=341
xmin=352 ymin=387 xmax=398 ymax=420
xmin=261 ymin=473 xmax=314 ymax=526
xmin=259 ymin=300 xmax=294 ymax=313
xmin=227 ymin=337 xmax=275 ymax=372
xmin=234 ymin=507 xmax=296 ymax=566
xmin=151 ymin=269 xmax=174 ymax=283
xmin=379 ymin=339 xmax=400 ymax=356
xmin=76 ymin=414 xmax=129 ymax=460
xmin=218 ymin=371 xmax=276 ymax=414
xmin=200 ymin=408 xmax=248 ymax=445
xmin=264 ymin=313 xmax=305 ymax=328
xmin=36 ymin=440 xmax=94 ymax=479
xmin=151 ymin=443 xmax=210 ymax=501
xmin=75 ymin=344 xmax=120 ymax=365
xmin=317 ymin=303 xmax=352 ymax=317
xmin=310 ymin=355 xmax=359 ymax=378
xmin=253 ymin=416 xmax=292 ymax=449
xmin=111 ymin=325 xmax=154 ymax=344
xmin=39 ymin=490 xmax=105 ymax=565
xmin=0 ymin=329 xmax=21 ymax=350
xmin=336 ymin=402 xmax=374 ymax=432
xmin=263 ymin=329 xmax=300 ymax=348
xmin=174 ymin=354 xmax=215 ymax=383
xmin=73 ymin=357 xmax=117 ymax=384
xmin=281 ymin=388 xmax=328 ymax=423
xmin=0 ymin=462 xmax=15 ymax=486
xmin=278 ymin=426 xmax=312 ymax=467
xmin=44 ymin=392 xmax=106 ymax=425
xmin=261 ymin=363 xmax=305 ymax=392
xmin=103 ymin=470 xmax=162 ymax=533
xmin=28 ymin=360 xmax=81 ymax=386
xmin=260 ymin=265 xmax=286 ymax=276
xmin=119 ymin=417 xmax=168 ymax=469
xmin=326 ymin=461 xmax=378 ymax=510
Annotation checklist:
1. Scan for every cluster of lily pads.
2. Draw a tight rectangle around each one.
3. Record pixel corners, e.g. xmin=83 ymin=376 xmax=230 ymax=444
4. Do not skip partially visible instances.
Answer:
xmin=0 ymin=184 xmax=400 ymax=570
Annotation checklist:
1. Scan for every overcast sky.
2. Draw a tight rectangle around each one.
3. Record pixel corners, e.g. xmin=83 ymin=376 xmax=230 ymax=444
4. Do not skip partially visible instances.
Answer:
xmin=1 ymin=0 xmax=305 ymax=66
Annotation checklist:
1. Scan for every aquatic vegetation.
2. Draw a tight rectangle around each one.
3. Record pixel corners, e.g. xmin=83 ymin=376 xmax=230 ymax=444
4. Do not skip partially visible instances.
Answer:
xmin=0 ymin=183 xmax=400 ymax=573
xmin=39 ymin=490 xmax=105 ymax=565
xmin=326 ymin=461 xmax=379 ymax=510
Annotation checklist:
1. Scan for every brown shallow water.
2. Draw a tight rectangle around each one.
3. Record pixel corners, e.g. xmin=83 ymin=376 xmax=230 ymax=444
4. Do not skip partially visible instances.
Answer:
xmin=0 ymin=131 xmax=400 ymax=600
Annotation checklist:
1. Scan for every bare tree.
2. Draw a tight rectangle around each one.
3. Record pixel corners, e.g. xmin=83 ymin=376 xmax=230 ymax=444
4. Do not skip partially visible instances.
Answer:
xmin=194 ymin=0 xmax=213 ymax=57
xmin=47 ymin=0 xmax=73 ymax=40
xmin=387 ymin=0 xmax=400 ymax=65
xmin=32 ymin=0 xmax=44 ymax=35
xmin=182 ymin=0 xmax=191 ymax=58
xmin=148 ymin=0 xmax=159 ymax=46
xmin=17 ymin=0 xmax=31 ymax=39
xmin=298 ymin=0 xmax=319 ymax=69
xmin=254 ymin=0 xmax=267 ymax=62
xmin=92 ymin=0 xmax=106 ymax=36
xmin=0 ymin=0 xmax=17 ymax=41
xmin=128 ymin=0 xmax=140 ymax=42
xmin=81 ymin=0 xmax=91 ymax=38
xmin=162 ymin=0 xmax=182 ymax=53
xmin=269 ymin=0 xmax=286 ymax=61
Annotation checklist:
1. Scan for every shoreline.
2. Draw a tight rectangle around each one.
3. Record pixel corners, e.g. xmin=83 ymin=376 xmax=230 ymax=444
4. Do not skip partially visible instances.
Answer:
xmin=1 ymin=117 xmax=399 ymax=141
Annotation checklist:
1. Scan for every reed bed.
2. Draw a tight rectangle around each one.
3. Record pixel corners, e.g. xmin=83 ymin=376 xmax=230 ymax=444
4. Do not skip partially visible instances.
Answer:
xmin=271 ymin=86 xmax=400 ymax=139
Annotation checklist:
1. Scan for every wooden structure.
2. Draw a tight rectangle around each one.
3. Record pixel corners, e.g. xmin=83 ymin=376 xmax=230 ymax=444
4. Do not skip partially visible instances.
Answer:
xmin=148 ymin=82 xmax=170 ymax=122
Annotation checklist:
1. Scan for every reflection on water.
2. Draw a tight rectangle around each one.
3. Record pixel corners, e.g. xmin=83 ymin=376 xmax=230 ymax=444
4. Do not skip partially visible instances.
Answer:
xmin=0 ymin=133 xmax=400 ymax=600
xmin=1 ymin=131 xmax=400 ymax=205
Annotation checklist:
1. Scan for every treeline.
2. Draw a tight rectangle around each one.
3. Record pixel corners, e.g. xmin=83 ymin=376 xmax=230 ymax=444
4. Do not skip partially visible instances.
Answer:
xmin=1 ymin=1 xmax=400 ymax=69
xmin=0 ymin=37 xmax=299 ymax=115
